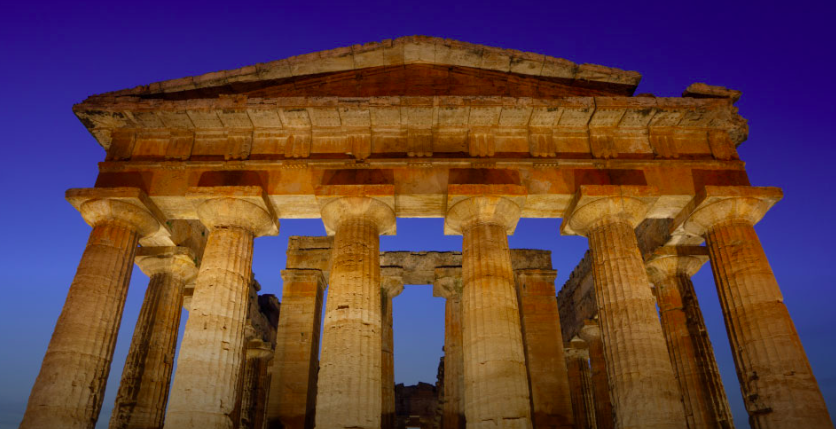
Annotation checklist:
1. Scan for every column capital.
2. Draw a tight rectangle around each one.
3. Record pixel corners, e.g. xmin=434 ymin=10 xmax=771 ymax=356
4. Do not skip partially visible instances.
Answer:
xmin=135 ymin=246 xmax=198 ymax=282
xmin=444 ymin=193 xmax=524 ymax=236
xmin=577 ymin=320 xmax=601 ymax=344
xmin=561 ymin=185 xmax=658 ymax=236
xmin=187 ymin=186 xmax=279 ymax=237
xmin=319 ymin=196 xmax=396 ymax=236
xmin=645 ymin=254 xmax=707 ymax=284
xmin=67 ymin=187 xmax=165 ymax=238
xmin=681 ymin=186 xmax=783 ymax=237
xmin=433 ymin=267 xmax=463 ymax=299
xmin=381 ymin=266 xmax=405 ymax=298
xmin=280 ymin=269 xmax=326 ymax=292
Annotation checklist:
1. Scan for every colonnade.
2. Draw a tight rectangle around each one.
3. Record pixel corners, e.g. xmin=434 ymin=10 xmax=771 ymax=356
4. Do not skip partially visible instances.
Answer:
xmin=19 ymin=185 xmax=833 ymax=429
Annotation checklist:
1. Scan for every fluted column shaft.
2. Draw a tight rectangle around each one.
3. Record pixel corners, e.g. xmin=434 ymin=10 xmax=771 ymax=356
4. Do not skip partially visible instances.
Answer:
xmin=165 ymin=191 xmax=278 ymax=429
xmin=578 ymin=323 xmax=613 ymax=429
xmin=266 ymin=270 xmax=325 ymax=429
xmin=461 ymin=221 xmax=532 ymax=428
xmin=381 ymin=294 xmax=395 ymax=429
xmin=562 ymin=186 xmax=686 ymax=428
xmin=109 ymin=249 xmax=195 ymax=429
xmin=564 ymin=347 xmax=596 ymax=429
xmin=515 ymin=270 xmax=573 ymax=429
xmin=586 ymin=219 xmax=685 ymax=428
xmin=165 ymin=227 xmax=254 ymax=428
xmin=316 ymin=217 xmax=384 ymax=428
xmin=649 ymin=258 xmax=734 ymax=429
xmin=443 ymin=295 xmax=464 ymax=429
xmin=706 ymin=221 xmax=831 ymax=427
xmin=240 ymin=345 xmax=272 ymax=429
xmin=21 ymin=199 xmax=157 ymax=429
xmin=380 ymin=269 xmax=403 ymax=429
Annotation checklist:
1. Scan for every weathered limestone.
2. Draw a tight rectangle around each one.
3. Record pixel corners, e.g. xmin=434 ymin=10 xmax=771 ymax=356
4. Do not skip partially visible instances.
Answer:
xmin=683 ymin=186 xmax=833 ymax=428
xmin=315 ymin=196 xmax=396 ymax=429
xmin=109 ymin=247 xmax=197 ymax=429
xmin=381 ymin=267 xmax=405 ymax=429
xmin=21 ymin=190 xmax=161 ymax=429
xmin=240 ymin=339 xmax=273 ymax=429
xmin=646 ymin=255 xmax=735 ymax=429
xmin=266 ymin=269 xmax=326 ymax=429
xmin=562 ymin=185 xmax=686 ymax=429
xmin=564 ymin=342 xmax=596 ymax=429
xmin=514 ymin=269 xmax=574 ymax=429
xmin=433 ymin=267 xmax=465 ymax=429
xmin=577 ymin=321 xmax=613 ymax=429
xmin=165 ymin=186 xmax=279 ymax=429
xmin=445 ymin=194 xmax=532 ymax=429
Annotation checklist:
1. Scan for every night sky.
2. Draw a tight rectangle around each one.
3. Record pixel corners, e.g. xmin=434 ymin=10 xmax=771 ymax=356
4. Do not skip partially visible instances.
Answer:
xmin=1 ymin=1 xmax=834 ymax=428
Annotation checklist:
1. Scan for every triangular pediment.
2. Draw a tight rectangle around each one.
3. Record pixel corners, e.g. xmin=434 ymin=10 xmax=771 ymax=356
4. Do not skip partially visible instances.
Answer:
xmin=96 ymin=36 xmax=642 ymax=100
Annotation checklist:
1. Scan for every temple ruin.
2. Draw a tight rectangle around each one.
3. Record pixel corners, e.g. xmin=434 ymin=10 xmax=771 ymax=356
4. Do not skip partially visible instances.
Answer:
xmin=18 ymin=36 xmax=833 ymax=429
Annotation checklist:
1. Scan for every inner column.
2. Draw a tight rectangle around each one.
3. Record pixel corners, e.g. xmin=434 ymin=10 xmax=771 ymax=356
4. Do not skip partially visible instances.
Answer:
xmin=433 ymin=267 xmax=465 ymax=429
xmin=445 ymin=195 xmax=532 ymax=429
xmin=314 ymin=196 xmax=395 ymax=429
xmin=380 ymin=267 xmax=404 ymax=429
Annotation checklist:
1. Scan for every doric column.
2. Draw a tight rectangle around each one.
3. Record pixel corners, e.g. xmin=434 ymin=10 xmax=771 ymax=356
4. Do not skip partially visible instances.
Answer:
xmin=514 ymin=269 xmax=574 ymax=429
xmin=564 ymin=342 xmax=596 ymax=429
xmin=561 ymin=185 xmax=686 ymax=428
xmin=646 ymin=255 xmax=735 ymax=429
xmin=578 ymin=321 xmax=613 ymax=429
xmin=240 ymin=339 xmax=273 ymax=429
xmin=165 ymin=186 xmax=279 ymax=429
xmin=433 ymin=267 xmax=465 ymax=429
xmin=314 ymin=196 xmax=396 ymax=429
xmin=445 ymin=195 xmax=532 ymax=429
xmin=683 ymin=186 xmax=832 ymax=428
xmin=109 ymin=247 xmax=197 ymax=429
xmin=266 ymin=269 xmax=325 ymax=429
xmin=381 ymin=267 xmax=404 ymax=429
xmin=21 ymin=189 xmax=161 ymax=429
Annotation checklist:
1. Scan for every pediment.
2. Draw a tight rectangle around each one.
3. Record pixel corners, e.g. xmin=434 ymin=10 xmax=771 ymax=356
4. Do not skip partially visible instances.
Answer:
xmin=95 ymin=36 xmax=642 ymax=100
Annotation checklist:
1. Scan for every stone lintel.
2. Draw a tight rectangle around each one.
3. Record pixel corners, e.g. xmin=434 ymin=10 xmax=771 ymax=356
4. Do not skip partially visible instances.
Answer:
xmin=186 ymin=185 xmax=279 ymax=236
xmin=561 ymin=185 xmax=659 ymax=236
xmin=678 ymin=185 xmax=782 ymax=237
xmin=649 ymin=245 xmax=709 ymax=259
xmin=66 ymin=187 xmax=171 ymax=245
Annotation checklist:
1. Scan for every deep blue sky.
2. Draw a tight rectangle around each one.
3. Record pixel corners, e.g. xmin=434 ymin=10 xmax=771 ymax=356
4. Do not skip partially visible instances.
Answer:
xmin=1 ymin=1 xmax=834 ymax=428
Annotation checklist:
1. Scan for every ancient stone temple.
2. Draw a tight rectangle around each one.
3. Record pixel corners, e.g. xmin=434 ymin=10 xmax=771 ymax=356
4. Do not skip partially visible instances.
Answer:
xmin=19 ymin=36 xmax=832 ymax=429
